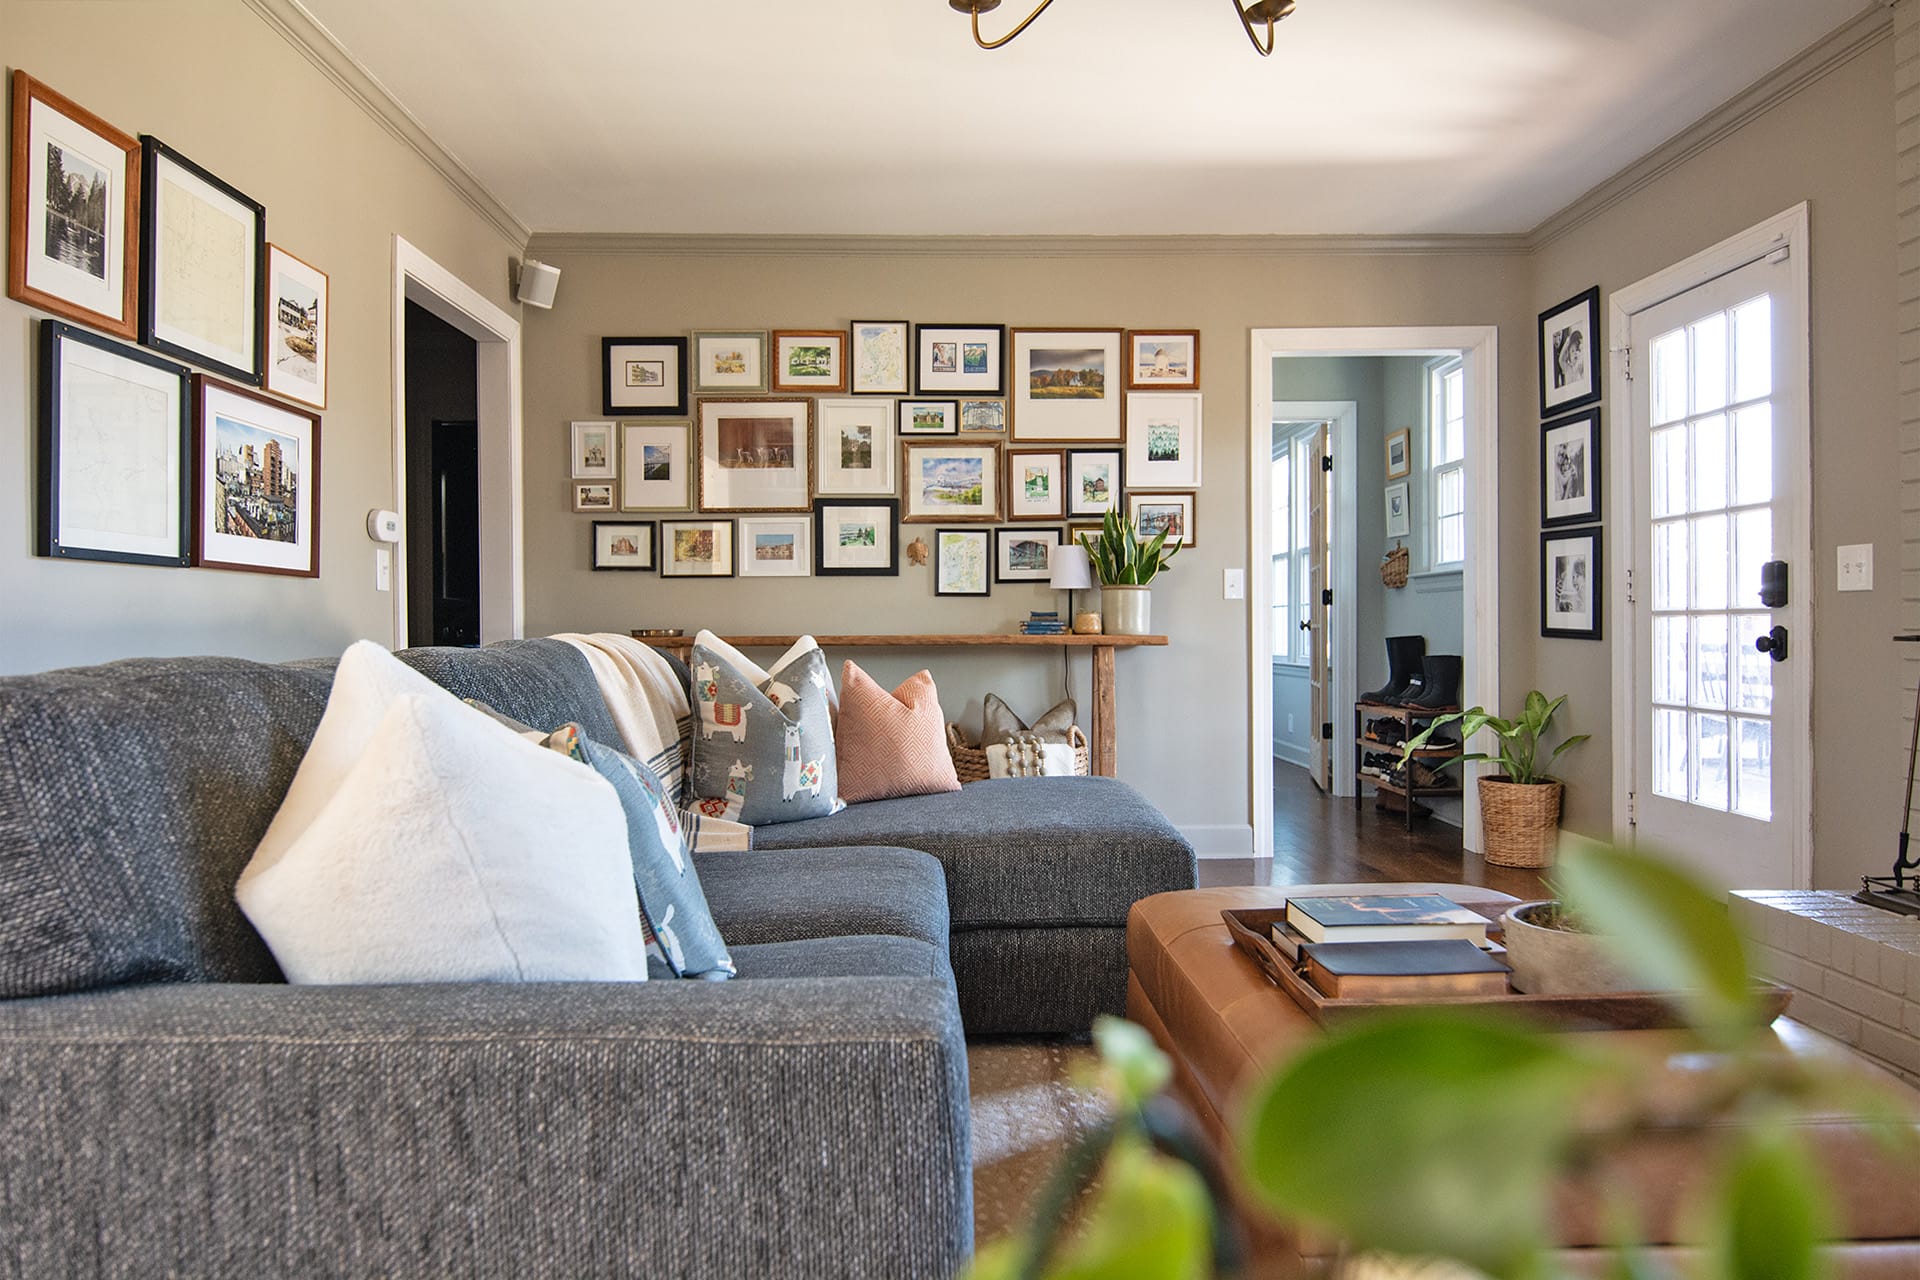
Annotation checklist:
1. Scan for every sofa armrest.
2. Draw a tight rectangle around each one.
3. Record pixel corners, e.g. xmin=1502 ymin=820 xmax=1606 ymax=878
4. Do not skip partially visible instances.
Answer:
xmin=0 ymin=979 xmax=971 ymax=1279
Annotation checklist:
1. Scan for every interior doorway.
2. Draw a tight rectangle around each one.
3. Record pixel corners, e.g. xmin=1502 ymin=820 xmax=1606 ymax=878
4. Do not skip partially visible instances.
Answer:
xmin=404 ymin=301 xmax=480 ymax=646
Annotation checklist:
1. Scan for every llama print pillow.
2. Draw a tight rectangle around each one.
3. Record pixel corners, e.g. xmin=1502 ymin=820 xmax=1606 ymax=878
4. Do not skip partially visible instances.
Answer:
xmin=685 ymin=639 xmax=842 ymax=826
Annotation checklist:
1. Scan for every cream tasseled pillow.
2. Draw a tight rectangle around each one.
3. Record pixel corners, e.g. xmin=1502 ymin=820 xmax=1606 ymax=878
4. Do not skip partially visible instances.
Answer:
xmin=834 ymin=661 xmax=961 ymax=804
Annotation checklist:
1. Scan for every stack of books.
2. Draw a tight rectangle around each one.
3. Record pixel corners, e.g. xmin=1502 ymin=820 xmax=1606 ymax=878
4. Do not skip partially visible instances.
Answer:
xmin=1272 ymin=894 xmax=1511 ymax=999
xmin=1020 ymin=611 xmax=1067 ymax=635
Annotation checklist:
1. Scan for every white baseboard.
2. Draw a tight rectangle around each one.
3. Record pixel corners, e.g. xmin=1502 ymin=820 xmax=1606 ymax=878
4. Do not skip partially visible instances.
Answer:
xmin=1181 ymin=823 xmax=1254 ymax=858
xmin=1271 ymin=741 xmax=1309 ymax=768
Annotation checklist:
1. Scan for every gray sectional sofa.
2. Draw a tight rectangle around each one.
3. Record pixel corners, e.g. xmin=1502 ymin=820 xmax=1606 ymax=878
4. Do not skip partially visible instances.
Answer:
xmin=0 ymin=638 xmax=1197 ymax=1278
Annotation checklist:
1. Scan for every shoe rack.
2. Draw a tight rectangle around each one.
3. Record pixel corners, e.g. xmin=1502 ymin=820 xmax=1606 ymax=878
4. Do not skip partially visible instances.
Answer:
xmin=1354 ymin=701 xmax=1464 ymax=831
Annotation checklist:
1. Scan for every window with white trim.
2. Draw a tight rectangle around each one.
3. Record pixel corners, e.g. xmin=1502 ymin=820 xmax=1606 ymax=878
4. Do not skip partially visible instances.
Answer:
xmin=1427 ymin=358 xmax=1466 ymax=569
xmin=1271 ymin=424 xmax=1317 ymax=663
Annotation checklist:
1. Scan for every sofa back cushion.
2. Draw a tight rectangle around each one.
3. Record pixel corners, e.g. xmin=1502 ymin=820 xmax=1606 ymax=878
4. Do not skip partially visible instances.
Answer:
xmin=393 ymin=638 xmax=625 ymax=747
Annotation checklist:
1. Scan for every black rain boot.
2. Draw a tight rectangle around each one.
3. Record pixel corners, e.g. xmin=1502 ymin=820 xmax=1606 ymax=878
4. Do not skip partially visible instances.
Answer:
xmin=1359 ymin=635 xmax=1426 ymax=705
xmin=1403 ymin=654 xmax=1463 ymax=713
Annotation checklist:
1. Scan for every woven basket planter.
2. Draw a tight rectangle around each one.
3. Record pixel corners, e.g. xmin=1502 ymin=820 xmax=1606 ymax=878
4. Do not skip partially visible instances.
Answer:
xmin=946 ymin=723 xmax=1090 ymax=783
xmin=1477 ymin=776 xmax=1563 ymax=868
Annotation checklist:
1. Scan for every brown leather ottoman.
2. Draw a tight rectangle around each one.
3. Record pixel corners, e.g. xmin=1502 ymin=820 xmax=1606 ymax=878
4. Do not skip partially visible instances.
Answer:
xmin=1127 ymin=884 xmax=1920 ymax=1277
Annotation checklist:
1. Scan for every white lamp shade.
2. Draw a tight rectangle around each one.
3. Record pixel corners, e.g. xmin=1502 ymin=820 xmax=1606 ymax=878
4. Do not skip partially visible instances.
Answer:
xmin=1049 ymin=543 xmax=1093 ymax=590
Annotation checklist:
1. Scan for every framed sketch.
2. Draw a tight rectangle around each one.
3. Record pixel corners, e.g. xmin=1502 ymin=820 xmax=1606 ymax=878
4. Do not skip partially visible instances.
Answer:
xmin=1129 ymin=491 xmax=1195 ymax=548
xmin=263 ymin=245 xmax=327 ymax=409
xmin=902 ymin=441 xmax=1001 ymax=523
xmin=696 ymin=397 xmax=812 ymax=512
xmin=1011 ymin=328 xmax=1123 ymax=442
xmin=1006 ymin=449 xmax=1066 ymax=521
xmin=1541 ymin=526 xmax=1602 ymax=640
xmin=1539 ymin=286 xmax=1601 ymax=417
xmin=592 ymin=521 xmax=654 ymax=571
xmin=1124 ymin=392 xmax=1201 ymax=489
xmin=140 ymin=136 xmax=265 ymax=386
xmin=995 ymin=527 xmax=1062 ymax=584
xmin=570 ymin=420 xmax=617 ymax=480
xmin=36 ymin=319 xmax=190 ymax=566
xmin=1125 ymin=329 xmax=1199 ymax=390
xmin=1541 ymin=409 xmax=1601 ymax=527
xmin=771 ymin=329 xmax=846 ymax=393
xmin=691 ymin=329 xmax=767 ymax=394
xmin=850 ymin=320 xmax=910 ymax=394
xmin=1385 ymin=481 xmax=1411 ymax=539
xmin=934 ymin=528 xmax=991 ymax=597
xmin=1385 ymin=428 xmax=1412 ymax=480
xmin=816 ymin=499 xmax=899 ymax=576
xmin=959 ymin=398 xmax=1007 ymax=435
xmin=9 ymin=73 xmax=140 ymax=338
xmin=738 ymin=516 xmax=812 ymax=578
xmin=815 ymin=398 xmax=896 ymax=496
xmin=603 ymin=336 xmax=688 ymax=416
xmin=620 ymin=421 xmax=691 ymax=510
xmin=193 ymin=375 xmax=320 ymax=576
xmin=1066 ymin=448 xmax=1123 ymax=518
xmin=900 ymin=399 xmax=958 ymax=436
xmin=573 ymin=482 xmax=615 ymax=513
xmin=661 ymin=519 xmax=735 ymax=578
xmin=915 ymin=323 xmax=1005 ymax=395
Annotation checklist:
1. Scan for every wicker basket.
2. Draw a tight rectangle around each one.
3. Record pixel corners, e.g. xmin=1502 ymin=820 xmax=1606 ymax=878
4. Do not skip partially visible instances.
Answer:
xmin=1381 ymin=544 xmax=1410 ymax=589
xmin=1477 ymin=777 xmax=1563 ymax=868
xmin=946 ymin=723 xmax=1090 ymax=783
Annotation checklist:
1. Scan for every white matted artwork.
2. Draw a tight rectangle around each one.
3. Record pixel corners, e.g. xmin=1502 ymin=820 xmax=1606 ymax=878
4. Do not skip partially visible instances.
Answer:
xmin=738 ymin=516 xmax=812 ymax=578
xmin=851 ymin=320 xmax=910 ymax=395
xmin=573 ymin=482 xmax=615 ymax=512
xmin=902 ymin=442 xmax=1001 ymax=523
xmin=1066 ymin=449 xmax=1122 ymax=518
xmin=915 ymin=324 xmax=1005 ymax=395
xmin=1538 ymin=286 xmax=1601 ymax=418
xmin=1124 ymin=330 xmax=1200 ymax=390
xmin=815 ymin=397 xmax=896 ymax=496
xmin=900 ymin=399 xmax=958 ymax=435
xmin=661 ymin=519 xmax=735 ymax=578
xmin=959 ymin=398 xmax=1007 ymax=435
xmin=691 ymin=330 xmax=767 ymax=393
xmin=1010 ymin=328 xmax=1123 ymax=442
xmin=1541 ymin=526 xmax=1601 ymax=640
xmin=995 ymin=526 xmax=1061 ymax=584
xmin=814 ymin=499 xmax=899 ymax=576
xmin=571 ymin=420 xmax=617 ymax=480
xmin=194 ymin=375 xmax=320 ymax=576
xmin=1541 ymin=408 xmax=1600 ymax=527
xmin=1384 ymin=481 xmax=1410 ymax=538
xmin=1006 ymin=449 xmax=1065 ymax=521
xmin=696 ymin=397 xmax=812 ymax=512
xmin=1127 ymin=491 xmax=1195 ymax=548
xmin=142 ymin=138 xmax=264 ymax=386
xmin=591 ymin=521 xmax=654 ymax=571
xmin=1124 ymin=392 xmax=1201 ymax=489
xmin=620 ymin=422 xmax=690 ymax=510
xmin=264 ymin=245 xmax=327 ymax=409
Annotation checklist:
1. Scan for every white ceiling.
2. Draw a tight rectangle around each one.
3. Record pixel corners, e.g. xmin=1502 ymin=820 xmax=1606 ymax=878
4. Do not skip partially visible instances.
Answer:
xmin=297 ymin=0 xmax=1874 ymax=237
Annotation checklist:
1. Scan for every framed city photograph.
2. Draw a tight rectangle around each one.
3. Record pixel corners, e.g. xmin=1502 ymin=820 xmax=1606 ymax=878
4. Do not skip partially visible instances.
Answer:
xmin=1006 ymin=449 xmax=1066 ymax=521
xmin=602 ymin=336 xmax=688 ymax=416
xmin=850 ymin=320 xmax=910 ymax=394
xmin=36 ymin=320 xmax=190 ymax=566
xmin=691 ymin=329 xmax=767 ymax=394
xmin=696 ymin=397 xmax=812 ymax=512
xmin=573 ymin=482 xmax=615 ymax=513
xmin=1011 ymin=328 xmax=1123 ymax=442
xmin=1125 ymin=329 xmax=1200 ymax=390
xmin=193 ymin=375 xmax=320 ymax=577
xmin=591 ymin=520 xmax=654 ymax=571
xmin=263 ymin=245 xmax=327 ymax=409
xmin=902 ymin=441 xmax=1001 ymax=523
xmin=661 ymin=519 xmax=735 ymax=578
xmin=815 ymin=498 xmax=899 ymax=576
xmin=815 ymin=397 xmax=896 ymax=496
xmin=958 ymin=398 xmax=1007 ymax=435
xmin=9 ymin=73 xmax=141 ymax=339
xmin=995 ymin=526 xmax=1062 ymax=584
xmin=570 ymin=420 xmax=617 ymax=480
xmin=1539 ymin=285 xmax=1601 ymax=418
xmin=140 ymin=136 xmax=264 ymax=386
xmin=1385 ymin=481 xmax=1411 ymax=539
xmin=1128 ymin=491 xmax=1195 ymax=549
xmin=1066 ymin=448 xmax=1123 ymax=518
xmin=1385 ymin=428 xmax=1412 ymax=480
xmin=915 ymin=323 xmax=1005 ymax=395
xmin=900 ymin=398 xmax=958 ymax=436
xmin=1541 ymin=408 xmax=1601 ymax=527
xmin=1124 ymin=391 xmax=1202 ymax=489
xmin=737 ymin=516 xmax=812 ymax=578
xmin=934 ymin=528 xmax=991 ymax=597
xmin=771 ymin=329 xmax=846 ymax=393
xmin=620 ymin=421 xmax=691 ymax=510
xmin=1541 ymin=526 xmax=1602 ymax=640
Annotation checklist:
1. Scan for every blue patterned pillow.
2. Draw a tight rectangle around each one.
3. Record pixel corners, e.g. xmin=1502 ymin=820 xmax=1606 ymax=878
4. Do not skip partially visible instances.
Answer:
xmin=687 ymin=641 xmax=841 ymax=825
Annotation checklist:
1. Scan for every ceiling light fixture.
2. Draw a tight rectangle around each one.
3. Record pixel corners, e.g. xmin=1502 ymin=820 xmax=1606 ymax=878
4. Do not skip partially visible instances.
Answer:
xmin=948 ymin=0 xmax=1297 ymax=56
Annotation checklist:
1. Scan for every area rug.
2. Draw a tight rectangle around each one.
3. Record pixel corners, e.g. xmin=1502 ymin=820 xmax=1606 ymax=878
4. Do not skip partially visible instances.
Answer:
xmin=967 ymin=1040 xmax=1105 ymax=1247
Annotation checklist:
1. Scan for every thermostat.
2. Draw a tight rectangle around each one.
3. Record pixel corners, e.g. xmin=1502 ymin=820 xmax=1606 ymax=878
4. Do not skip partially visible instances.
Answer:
xmin=366 ymin=509 xmax=402 ymax=543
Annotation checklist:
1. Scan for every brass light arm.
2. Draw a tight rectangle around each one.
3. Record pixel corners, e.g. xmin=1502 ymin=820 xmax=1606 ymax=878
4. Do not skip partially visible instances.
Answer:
xmin=1235 ymin=0 xmax=1296 ymax=57
xmin=951 ymin=0 xmax=1296 ymax=55
xmin=951 ymin=0 xmax=1063 ymax=51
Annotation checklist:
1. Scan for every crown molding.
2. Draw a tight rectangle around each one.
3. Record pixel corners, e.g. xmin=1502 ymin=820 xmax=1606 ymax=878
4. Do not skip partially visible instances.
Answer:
xmin=242 ymin=0 xmax=531 ymax=249
xmin=521 ymin=232 xmax=1533 ymax=259
xmin=1529 ymin=3 xmax=1893 ymax=249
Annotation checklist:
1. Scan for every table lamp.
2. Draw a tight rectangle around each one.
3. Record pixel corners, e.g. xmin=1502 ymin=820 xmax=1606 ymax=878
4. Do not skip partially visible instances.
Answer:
xmin=1049 ymin=543 xmax=1100 ymax=635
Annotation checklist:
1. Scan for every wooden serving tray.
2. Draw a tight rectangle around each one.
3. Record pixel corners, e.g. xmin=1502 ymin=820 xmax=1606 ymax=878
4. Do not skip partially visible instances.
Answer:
xmin=1222 ymin=907 xmax=1794 ymax=1032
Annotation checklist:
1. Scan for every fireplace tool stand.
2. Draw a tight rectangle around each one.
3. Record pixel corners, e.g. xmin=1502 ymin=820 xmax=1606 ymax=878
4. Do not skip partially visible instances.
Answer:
xmin=1859 ymin=634 xmax=1920 ymax=917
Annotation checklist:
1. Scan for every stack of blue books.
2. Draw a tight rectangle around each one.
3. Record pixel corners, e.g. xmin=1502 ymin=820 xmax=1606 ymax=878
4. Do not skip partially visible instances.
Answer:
xmin=1021 ymin=611 xmax=1067 ymax=635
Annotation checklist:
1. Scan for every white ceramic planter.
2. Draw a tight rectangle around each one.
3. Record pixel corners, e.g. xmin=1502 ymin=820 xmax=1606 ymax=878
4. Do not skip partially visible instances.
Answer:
xmin=1499 ymin=900 xmax=1638 ymax=995
xmin=1101 ymin=585 xmax=1151 ymax=636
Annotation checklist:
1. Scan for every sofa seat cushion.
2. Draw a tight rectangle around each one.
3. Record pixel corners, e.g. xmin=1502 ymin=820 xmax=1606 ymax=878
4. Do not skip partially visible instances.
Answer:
xmin=728 ymin=934 xmax=951 ymax=982
xmin=695 ymin=846 xmax=949 ymax=953
xmin=750 ymin=777 xmax=1197 ymax=931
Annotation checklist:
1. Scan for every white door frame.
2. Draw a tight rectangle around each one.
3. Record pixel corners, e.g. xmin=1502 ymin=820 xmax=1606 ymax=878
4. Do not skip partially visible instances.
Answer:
xmin=1250 ymin=326 xmax=1501 ymax=859
xmin=1606 ymin=203 xmax=1813 ymax=887
xmin=390 ymin=236 xmax=525 ymax=648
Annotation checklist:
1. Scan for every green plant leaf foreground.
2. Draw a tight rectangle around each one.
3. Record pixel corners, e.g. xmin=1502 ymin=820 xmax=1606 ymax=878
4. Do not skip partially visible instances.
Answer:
xmin=1090 ymin=1015 xmax=1172 ymax=1108
xmin=1711 ymin=1125 xmax=1831 ymax=1280
xmin=1239 ymin=1013 xmax=1608 ymax=1277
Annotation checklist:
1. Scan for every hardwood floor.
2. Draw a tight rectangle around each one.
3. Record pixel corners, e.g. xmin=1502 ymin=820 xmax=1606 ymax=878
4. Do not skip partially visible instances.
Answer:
xmin=1197 ymin=760 xmax=1549 ymax=899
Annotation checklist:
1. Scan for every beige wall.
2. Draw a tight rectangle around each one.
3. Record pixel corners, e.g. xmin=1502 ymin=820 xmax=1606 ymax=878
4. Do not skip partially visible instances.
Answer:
xmin=0 ymin=0 xmax=522 ymax=673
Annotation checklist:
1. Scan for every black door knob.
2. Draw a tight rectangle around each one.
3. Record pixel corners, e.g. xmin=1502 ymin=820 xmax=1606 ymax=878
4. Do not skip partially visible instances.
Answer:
xmin=1755 ymin=625 xmax=1789 ymax=662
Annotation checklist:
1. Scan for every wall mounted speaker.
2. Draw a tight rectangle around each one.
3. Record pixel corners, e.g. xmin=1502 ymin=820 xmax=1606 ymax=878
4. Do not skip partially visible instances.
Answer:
xmin=514 ymin=258 xmax=561 ymax=309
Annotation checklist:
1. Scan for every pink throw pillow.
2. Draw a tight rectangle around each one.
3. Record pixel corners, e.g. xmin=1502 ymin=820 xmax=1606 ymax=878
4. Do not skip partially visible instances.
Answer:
xmin=835 ymin=662 xmax=961 ymax=804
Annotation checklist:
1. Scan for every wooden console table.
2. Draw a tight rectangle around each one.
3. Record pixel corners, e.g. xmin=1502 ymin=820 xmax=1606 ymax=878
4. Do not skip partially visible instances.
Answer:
xmin=633 ymin=633 xmax=1168 ymax=778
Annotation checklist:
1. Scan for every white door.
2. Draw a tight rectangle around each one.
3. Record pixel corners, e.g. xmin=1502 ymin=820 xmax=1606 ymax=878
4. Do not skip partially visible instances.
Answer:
xmin=1622 ymin=248 xmax=1807 ymax=889
xmin=1306 ymin=422 xmax=1331 ymax=790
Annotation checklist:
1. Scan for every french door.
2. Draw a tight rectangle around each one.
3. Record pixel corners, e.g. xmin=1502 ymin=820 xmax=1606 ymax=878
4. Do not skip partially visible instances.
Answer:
xmin=1306 ymin=422 xmax=1331 ymax=790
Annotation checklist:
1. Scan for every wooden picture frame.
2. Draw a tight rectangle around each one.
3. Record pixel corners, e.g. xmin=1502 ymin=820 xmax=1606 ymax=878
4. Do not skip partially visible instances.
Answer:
xmin=1539 ymin=285 xmax=1602 ymax=418
xmin=1541 ymin=408 xmax=1602 ymax=527
xmin=264 ymin=244 xmax=327 ymax=409
xmin=850 ymin=319 xmax=910 ymax=394
xmin=603 ymin=336 xmax=689 ymax=416
xmin=661 ymin=519 xmax=736 ymax=578
xmin=815 ymin=498 xmax=900 ymax=576
xmin=1066 ymin=448 xmax=1123 ymax=518
xmin=1006 ymin=448 xmax=1066 ymax=521
xmin=1385 ymin=428 xmax=1412 ymax=480
xmin=1128 ymin=491 xmax=1196 ymax=549
xmin=696 ymin=397 xmax=812 ymax=512
xmin=900 ymin=398 xmax=959 ymax=436
xmin=915 ymin=323 xmax=1005 ymax=395
xmin=140 ymin=136 xmax=265 ymax=386
xmin=814 ymin=397 xmax=897 ymax=496
xmin=737 ymin=515 xmax=812 ymax=578
xmin=1011 ymin=328 xmax=1124 ymax=442
xmin=902 ymin=441 xmax=1001 ymax=523
xmin=620 ymin=421 xmax=691 ymax=511
xmin=771 ymin=329 xmax=847 ymax=393
xmin=934 ymin=528 xmax=991 ymax=597
xmin=1124 ymin=391 xmax=1202 ymax=489
xmin=573 ymin=481 xmax=616 ymax=513
xmin=995 ymin=526 xmax=1063 ymax=584
xmin=192 ymin=374 xmax=320 ymax=577
xmin=571 ymin=420 xmax=617 ymax=481
xmin=690 ymin=329 xmax=768 ymax=394
xmin=1541 ymin=526 xmax=1603 ymax=640
xmin=1125 ymin=329 xmax=1200 ymax=390
xmin=9 ymin=72 xmax=140 ymax=339
xmin=592 ymin=520 xmax=655 ymax=571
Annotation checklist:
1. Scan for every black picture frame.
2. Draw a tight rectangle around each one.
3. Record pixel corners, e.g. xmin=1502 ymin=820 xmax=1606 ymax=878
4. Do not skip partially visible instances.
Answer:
xmin=138 ymin=136 xmax=265 ymax=386
xmin=933 ymin=527 xmax=992 ymax=597
xmin=1538 ymin=285 xmax=1601 ymax=419
xmin=1066 ymin=448 xmax=1125 ymax=518
xmin=994 ymin=526 xmax=1062 ymax=584
xmin=602 ymin=335 xmax=689 ymax=417
xmin=814 ymin=498 xmax=899 ymax=577
xmin=915 ymin=322 xmax=1006 ymax=396
xmin=1541 ymin=526 xmax=1603 ymax=641
xmin=37 ymin=318 xmax=191 ymax=566
xmin=1540 ymin=408 xmax=1602 ymax=528
xmin=591 ymin=520 xmax=656 ymax=571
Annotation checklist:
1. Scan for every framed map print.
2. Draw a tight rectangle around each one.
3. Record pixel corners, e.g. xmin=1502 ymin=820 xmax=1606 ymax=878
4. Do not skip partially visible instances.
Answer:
xmin=140 ymin=136 xmax=265 ymax=386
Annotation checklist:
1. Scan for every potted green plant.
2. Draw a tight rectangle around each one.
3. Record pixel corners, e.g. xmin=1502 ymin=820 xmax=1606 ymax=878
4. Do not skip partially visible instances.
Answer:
xmin=1401 ymin=690 xmax=1589 ymax=868
xmin=1078 ymin=507 xmax=1181 ymax=636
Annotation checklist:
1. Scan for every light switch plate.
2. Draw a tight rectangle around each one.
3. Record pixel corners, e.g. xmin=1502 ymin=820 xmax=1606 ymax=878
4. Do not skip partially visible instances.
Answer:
xmin=1224 ymin=568 xmax=1245 ymax=600
xmin=1837 ymin=543 xmax=1873 ymax=592
xmin=375 ymin=546 xmax=392 ymax=592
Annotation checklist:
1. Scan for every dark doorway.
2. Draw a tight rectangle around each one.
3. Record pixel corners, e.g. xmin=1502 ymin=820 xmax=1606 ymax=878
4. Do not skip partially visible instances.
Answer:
xmin=404 ymin=301 xmax=479 ymax=647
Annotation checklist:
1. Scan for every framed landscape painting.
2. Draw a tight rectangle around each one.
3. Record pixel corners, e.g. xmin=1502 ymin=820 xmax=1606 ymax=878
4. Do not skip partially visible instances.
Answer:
xmin=1541 ymin=408 xmax=1601 ymax=527
xmin=1006 ymin=448 xmax=1065 ymax=521
xmin=995 ymin=526 xmax=1062 ymax=584
xmin=603 ymin=336 xmax=689 ymax=416
xmin=591 ymin=521 xmax=654 ymax=571
xmin=1066 ymin=448 xmax=1123 ymax=518
xmin=850 ymin=320 xmax=910 ymax=394
xmin=915 ymin=323 xmax=1005 ymax=395
xmin=900 ymin=399 xmax=958 ymax=436
xmin=903 ymin=441 xmax=1001 ymax=523
xmin=1124 ymin=392 xmax=1201 ymax=489
xmin=661 ymin=518 xmax=735 ymax=578
xmin=193 ymin=375 xmax=320 ymax=577
xmin=771 ymin=329 xmax=846 ymax=393
xmin=620 ymin=422 xmax=690 ymax=510
xmin=573 ymin=482 xmax=616 ymax=513
xmin=1539 ymin=286 xmax=1601 ymax=418
xmin=934 ymin=528 xmax=991 ymax=597
xmin=141 ymin=136 xmax=265 ymax=386
xmin=1124 ymin=330 xmax=1199 ymax=390
xmin=815 ymin=397 xmax=896 ymax=496
xmin=696 ymin=397 xmax=812 ymax=512
xmin=1128 ymin=491 xmax=1195 ymax=549
xmin=1011 ymin=328 xmax=1123 ymax=442
xmin=737 ymin=516 xmax=811 ymax=578
xmin=691 ymin=329 xmax=767 ymax=394
xmin=815 ymin=498 xmax=899 ymax=576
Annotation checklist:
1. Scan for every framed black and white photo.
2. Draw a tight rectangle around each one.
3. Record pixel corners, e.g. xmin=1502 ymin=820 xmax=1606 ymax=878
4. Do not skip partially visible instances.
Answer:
xmin=690 ymin=330 xmax=767 ymax=394
xmin=995 ymin=526 xmax=1062 ymax=583
xmin=603 ymin=336 xmax=689 ymax=416
xmin=571 ymin=420 xmax=617 ymax=481
xmin=1066 ymin=448 xmax=1123 ymax=518
xmin=1541 ymin=526 xmax=1602 ymax=640
xmin=1539 ymin=286 xmax=1601 ymax=418
xmin=934 ymin=528 xmax=991 ymax=597
xmin=1384 ymin=481 xmax=1410 ymax=539
xmin=1385 ymin=428 xmax=1412 ymax=480
xmin=850 ymin=320 xmax=910 ymax=394
xmin=737 ymin=516 xmax=811 ymax=578
xmin=264 ymin=245 xmax=327 ymax=409
xmin=899 ymin=399 xmax=958 ymax=436
xmin=1124 ymin=391 xmax=1201 ymax=489
xmin=661 ymin=519 xmax=735 ymax=578
xmin=140 ymin=136 xmax=265 ymax=386
xmin=1541 ymin=409 xmax=1601 ymax=527
xmin=36 ymin=319 xmax=190 ymax=566
xmin=193 ymin=375 xmax=320 ymax=577
xmin=592 ymin=521 xmax=654 ymax=571
xmin=620 ymin=422 xmax=690 ymax=511
xmin=814 ymin=498 xmax=899 ymax=576
xmin=1011 ymin=328 xmax=1123 ymax=442
xmin=915 ymin=323 xmax=1005 ymax=395
xmin=1128 ymin=491 xmax=1195 ymax=548
xmin=696 ymin=397 xmax=812 ymax=512
xmin=815 ymin=397 xmax=896 ymax=496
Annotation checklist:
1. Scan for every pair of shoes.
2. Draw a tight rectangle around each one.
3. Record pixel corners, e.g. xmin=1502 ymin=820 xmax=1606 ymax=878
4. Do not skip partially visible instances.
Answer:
xmin=1397 ymin=654 xmax=1463 ymax=711
xmin=1360 ymin=636 xmax=1425 ymax=704
xmin=1365 ymin=717 xmax=1405 ymax=745
xmin=1386 ymin=758 xmax=1449 ymax=790
xmin=1360 ymin=751 xmax=1397 ymax=778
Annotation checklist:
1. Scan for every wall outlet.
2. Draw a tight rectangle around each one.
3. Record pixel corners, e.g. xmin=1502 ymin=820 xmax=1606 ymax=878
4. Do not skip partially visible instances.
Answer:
xmin=375 ymin=546 xmax=392 ymax=593
xmin=1287 ymin=714 xmax=1295 ymax=734
xmin=1224 ymin=568 xmax=1245 ymax=600
xmin=1837 ymin=543 xmax=1873 ymax=592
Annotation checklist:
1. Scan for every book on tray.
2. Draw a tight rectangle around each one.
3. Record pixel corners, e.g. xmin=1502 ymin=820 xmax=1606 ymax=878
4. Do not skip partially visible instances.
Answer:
xmin=1283 ymin=894 xmax=1490 ymax=946
xmin=1296 ymin=938 xmax=1511 ymax=999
